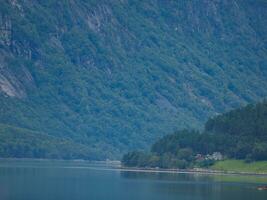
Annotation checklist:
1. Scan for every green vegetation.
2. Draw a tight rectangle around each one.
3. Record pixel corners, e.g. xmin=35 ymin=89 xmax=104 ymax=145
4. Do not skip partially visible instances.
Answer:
xmin=122 ymin=131 xmax=220 ymax=169
xmin=122 ymin=101 xmax=267 ymax=170
xmin=0 ymin=0 xmax=267 ymax=159
xmin=211 ymin=160 xmax=267 ymax=173
xmin=0 ymin=124 xmax=105 ymax=160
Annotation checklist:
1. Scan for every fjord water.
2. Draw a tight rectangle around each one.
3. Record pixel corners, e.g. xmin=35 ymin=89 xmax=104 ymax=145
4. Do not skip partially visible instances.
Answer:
xmin=0 ymin=160 xmax=266 ymax=200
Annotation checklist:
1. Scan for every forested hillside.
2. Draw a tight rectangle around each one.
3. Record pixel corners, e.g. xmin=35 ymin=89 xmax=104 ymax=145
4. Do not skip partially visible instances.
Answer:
xmin=1 ymin=0 xmax=267 ymax=159
xmin=122 ymin=101 xmax=267 ymax=168
xmin=0 ymin=123 xmax=106 ymax=160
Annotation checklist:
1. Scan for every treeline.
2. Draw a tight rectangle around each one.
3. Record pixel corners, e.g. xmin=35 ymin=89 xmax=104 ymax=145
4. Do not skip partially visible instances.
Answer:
xmin=0 ymin=124 xmax=104 ymax=160
xmin=122 ymin=101 xmax=267 ymax=168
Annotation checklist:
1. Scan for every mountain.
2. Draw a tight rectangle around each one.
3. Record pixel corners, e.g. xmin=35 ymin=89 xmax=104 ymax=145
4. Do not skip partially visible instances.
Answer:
xmin=0 ymin=0 xmax=267 ymax=159
xmin=122 ymin=101 xmax=267 ymax=168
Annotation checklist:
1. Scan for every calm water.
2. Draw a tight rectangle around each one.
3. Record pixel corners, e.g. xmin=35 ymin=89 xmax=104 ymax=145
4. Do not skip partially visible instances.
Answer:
xmin=0 ymin=159 xmax=266 ymax=200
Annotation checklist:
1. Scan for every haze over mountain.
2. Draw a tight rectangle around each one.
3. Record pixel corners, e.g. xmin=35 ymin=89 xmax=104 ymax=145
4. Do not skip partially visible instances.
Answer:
xmin=0 ymin=0 xmax=267 ymax=159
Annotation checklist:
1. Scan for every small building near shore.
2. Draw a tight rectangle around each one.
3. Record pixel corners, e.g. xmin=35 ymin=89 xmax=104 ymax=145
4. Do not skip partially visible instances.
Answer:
xmin=210 ymin=152 xmax=223 ymax=161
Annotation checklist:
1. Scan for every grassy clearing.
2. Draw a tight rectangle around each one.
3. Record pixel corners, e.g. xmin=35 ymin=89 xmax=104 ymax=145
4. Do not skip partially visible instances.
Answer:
xmin=211 ymin=160 xmax=267 ymax=173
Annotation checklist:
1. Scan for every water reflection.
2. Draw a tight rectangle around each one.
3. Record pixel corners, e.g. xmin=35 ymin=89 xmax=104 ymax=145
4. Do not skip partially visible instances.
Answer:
xmin=120 ymin=170 xmax=267 ymax=200
xmin=0 ymin=159 xmax=266 ymax=200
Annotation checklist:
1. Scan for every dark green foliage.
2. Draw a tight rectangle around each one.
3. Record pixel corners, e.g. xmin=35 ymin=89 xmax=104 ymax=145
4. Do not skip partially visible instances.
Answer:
xmin=0 ymin=124 xmax=105 ymax=160
xmin=1 ymin=0 xmax=267 ymax=159
xmin=251 ymin=143 xmax=267 ymax=161
xmin=205 ymin=100 xmax=267 ymax=160
xmin=122 ymin=151 xmax=191 ymax=169
xmin=205 ymin=100 xmax=267 ymax=138
xmin=122 ymin=151 xmax=151 ymax=167
xmin=122 ymin=101 xmax=267 ymax=168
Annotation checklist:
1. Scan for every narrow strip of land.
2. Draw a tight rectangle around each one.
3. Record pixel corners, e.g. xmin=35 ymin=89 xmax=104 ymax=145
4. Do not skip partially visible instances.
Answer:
xmin=117 ymin=166 xmax=267 ymax=177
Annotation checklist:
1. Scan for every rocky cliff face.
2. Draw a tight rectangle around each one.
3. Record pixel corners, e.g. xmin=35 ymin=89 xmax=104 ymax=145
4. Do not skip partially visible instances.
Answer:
xmin=0 ymin=0 xmax=267 ymax=159
xmin=0 ymin=2 xmax=35 ymax=98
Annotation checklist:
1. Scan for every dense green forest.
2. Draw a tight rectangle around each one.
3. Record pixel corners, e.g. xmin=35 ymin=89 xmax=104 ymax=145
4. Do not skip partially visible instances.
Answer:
xmin=0 ymin=123 xmax=106 ymax=160
xmin=122 ymin=101 xmax=267 ymax=168
xmin=0 ymin=0 xmax=267 ymax=159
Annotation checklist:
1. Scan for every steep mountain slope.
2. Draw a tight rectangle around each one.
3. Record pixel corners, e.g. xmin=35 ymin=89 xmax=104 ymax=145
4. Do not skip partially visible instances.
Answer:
xmin=0 ymin=0 xmax=267 ymax=159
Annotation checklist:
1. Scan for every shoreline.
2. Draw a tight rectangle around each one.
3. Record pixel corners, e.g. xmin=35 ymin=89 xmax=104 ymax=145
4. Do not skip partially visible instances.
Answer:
xmin=117 ymin=166 xmax=267 ymax=177
xmin=1 ymin=158 xmax=267 ymax=177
